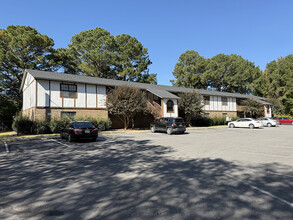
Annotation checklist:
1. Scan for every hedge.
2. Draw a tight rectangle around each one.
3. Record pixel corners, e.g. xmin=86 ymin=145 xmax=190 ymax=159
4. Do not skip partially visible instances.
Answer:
xmin=191 ymin=116 xmax=240 ymax=127
xmin=12 ymin=114 xmax=112 ymax=135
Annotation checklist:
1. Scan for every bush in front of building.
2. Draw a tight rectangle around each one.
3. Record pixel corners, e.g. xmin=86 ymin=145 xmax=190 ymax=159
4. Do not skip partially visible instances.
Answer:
xmin=191 ymin=115 xmax=238 ymax=126
xmin=49 ymin=117 xmax=71 ymax=133
xmin=74 ymin=115 xmax=112 ymax=131
xmin=12 ymin=114 xmax=35 ymax=135
xmin=33 ymin=120 xmax=51 ymax=134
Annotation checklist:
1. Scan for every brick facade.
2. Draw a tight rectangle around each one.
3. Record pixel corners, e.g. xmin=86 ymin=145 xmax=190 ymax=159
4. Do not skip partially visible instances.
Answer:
xmin=204 ymin=111 xmax=237 ymax=118
xmin=23 ymin=107 xmax=108 ymax=120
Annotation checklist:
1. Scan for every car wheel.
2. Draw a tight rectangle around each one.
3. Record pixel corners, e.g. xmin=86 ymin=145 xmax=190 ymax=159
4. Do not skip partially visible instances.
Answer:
xmin=267 ymin=123 xmax=272 ymax=127
xmin=249 ymin=124 xmax=255 ymax=129
xmin=167 ymin=127 xmax=172 ymax=135
xmin=151 ymin=126 xmax=156 ymax=133
xmin=229 ymin=123 xmax=235 ymax=128
xmin=68 ymin=134 xmax=73 ymax=142
xmin=60 ymin=132 xmax=64 ymax=139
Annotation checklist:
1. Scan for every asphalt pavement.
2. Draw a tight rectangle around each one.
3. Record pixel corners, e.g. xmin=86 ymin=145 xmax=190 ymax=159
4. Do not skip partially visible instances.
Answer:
xmin=0 ymin=125 xmax=292 ymax=219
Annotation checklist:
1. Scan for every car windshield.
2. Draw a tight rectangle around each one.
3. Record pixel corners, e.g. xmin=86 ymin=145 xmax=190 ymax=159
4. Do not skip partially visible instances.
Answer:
xmin=73 ymin=122 xmax=94 ymax=129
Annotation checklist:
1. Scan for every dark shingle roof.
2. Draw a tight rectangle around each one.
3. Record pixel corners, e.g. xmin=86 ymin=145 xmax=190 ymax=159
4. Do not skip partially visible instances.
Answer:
xmin=21 ymin=69 xmax=270 ymax=104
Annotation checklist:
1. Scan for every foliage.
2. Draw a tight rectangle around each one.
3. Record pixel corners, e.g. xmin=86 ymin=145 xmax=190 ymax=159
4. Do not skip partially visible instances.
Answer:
xmin=67 ymin=27 xmax=157 ymax=83
xmin=171 ymin=50 xmax=207 ymax=88
xmin=107 ymin=86 xmax=148 ymax=129
xmin=49 ymin=117 xmax=71 ymax=133
xmin=0 ymin=25 xmax=57 ymax=104
xmin=172 ymin=51 xmax=262 ymax=94
xmin=33 ymin=120 xmax=51 ymax=134
xmin=178 ymin=91 xmax=204 ymax=126
xmin=190 ymin=115 xmax=231 ymax=127
xmin=203 ymin=54 xmax=262 ymax=94
xmin=261 ymin=55 xmax=293 ymax=116
xmin=73 ymin=115 xmax=112 ymax=131
xmin=0 ymin=95 xmax=19 ymax=130
xmin=12 ymin=114 xmax=34 ymax=135
xmin=242 ymin=99 xmax=264 ymax=118
xmin=266 ymin=97 xmax=285 ymax=116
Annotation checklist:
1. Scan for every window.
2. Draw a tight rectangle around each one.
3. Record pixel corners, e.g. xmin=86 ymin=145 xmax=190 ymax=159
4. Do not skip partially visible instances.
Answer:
xmin=167 ymin=100 xmax=174 ymax=112
xmin=204 ymin=96 xmax=210 ymax=105
xmin=61 ymin=112 xmax=76 ymax=119
xmin=222 ymin=113 xmax=227 ymax=117
xmin=204 ymin=113 xmax=210 ymax=117
xmin=222 ymin=97 xmax=228 ymax=106
xmin=60 ymin=83 xmax=77 ymax=98
xmin=266 ymin=105 xmax=270 ymax=114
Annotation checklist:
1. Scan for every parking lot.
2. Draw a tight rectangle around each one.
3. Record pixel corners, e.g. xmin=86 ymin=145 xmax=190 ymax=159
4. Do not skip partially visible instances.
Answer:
xmin=0 ymin=126 xmax=293 ymax=219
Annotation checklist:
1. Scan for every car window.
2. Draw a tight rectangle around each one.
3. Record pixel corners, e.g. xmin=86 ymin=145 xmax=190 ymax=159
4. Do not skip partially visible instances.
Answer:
xmin=175 ymin=118 xmax=184 ymax=123
xmin=73 ymin=122 xmax=94 ymax=129
xmin=164 ymin=118 xmax=169 ymax=123
xmin=237 ymin=119 xmax=243 ymax=122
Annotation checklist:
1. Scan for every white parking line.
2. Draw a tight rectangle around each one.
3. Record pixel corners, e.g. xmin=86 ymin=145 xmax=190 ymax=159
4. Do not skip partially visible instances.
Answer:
xmin=4 ymin=141 xmax=9 ymax=153
xmin=225 ymin=174 xmax=293 ymax=208
xmin=240 ymin=151 xmax=293 ymax=159
xmin=49 ymin=139 xmax=71 ymax=147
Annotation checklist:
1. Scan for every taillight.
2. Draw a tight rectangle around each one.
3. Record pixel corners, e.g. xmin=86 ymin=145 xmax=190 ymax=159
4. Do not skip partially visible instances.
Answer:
xmin=256 ymin=121 xmax=260 ymax=123
xmin=172 ymin=123 xmax=176 ymax=126
xmin=92 ymin=129 xmax=98 ymax=132
xmin=74 ymin=129 xmax=83 ymax=134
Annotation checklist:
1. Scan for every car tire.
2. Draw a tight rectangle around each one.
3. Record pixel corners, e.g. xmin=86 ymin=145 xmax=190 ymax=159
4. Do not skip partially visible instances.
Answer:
xmin=60 ymin=132 xmax=64 ymax=139
xmin=249 ymin=124 xmax=255 ymax=129
xmin=229 ymin=123 xmax=235 ymax=128
xmin=167 ymin=127 xmax=172 ymax=135
xmin=267 ymin=123 xmax=272 ymax=127
xmin=151 ymin=126 xmax=156 ymax=133
xmin=68 ymin=134 xmax=73 ymax=142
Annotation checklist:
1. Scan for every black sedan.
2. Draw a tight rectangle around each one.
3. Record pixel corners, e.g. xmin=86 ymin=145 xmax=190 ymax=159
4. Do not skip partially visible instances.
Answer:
xmin=150 ymin=117 xmax=186 ymax=135
xmin=61 ymin=121 xmax=98 ymax=142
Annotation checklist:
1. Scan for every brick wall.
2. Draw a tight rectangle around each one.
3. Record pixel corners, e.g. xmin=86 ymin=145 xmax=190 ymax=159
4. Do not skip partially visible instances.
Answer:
xmin=26 ymin=108 xmax=109 ymax=120
xmin=205 ymin=111 xmax=237 ymax=117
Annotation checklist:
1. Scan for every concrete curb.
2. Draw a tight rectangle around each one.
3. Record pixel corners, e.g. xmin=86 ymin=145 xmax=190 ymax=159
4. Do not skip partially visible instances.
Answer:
xmin=0 ymin=126 xmax=227 ymax=142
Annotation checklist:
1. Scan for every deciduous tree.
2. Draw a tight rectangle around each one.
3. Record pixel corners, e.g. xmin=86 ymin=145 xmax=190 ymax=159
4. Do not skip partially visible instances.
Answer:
xmin=178 ymin=91 xmax=203 ymax=126
xmin=242 ymin=99 xmax=264 ymax=118
xmin=107 ymin=86 xmax=148 ymax=129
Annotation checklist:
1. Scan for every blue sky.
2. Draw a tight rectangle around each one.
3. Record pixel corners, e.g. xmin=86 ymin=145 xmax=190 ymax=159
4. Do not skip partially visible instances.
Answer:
xmin=1 ymin=0 xmax=293 ymax=85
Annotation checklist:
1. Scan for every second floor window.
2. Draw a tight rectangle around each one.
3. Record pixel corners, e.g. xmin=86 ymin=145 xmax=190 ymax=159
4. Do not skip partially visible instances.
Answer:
xmin=61 ymin=84 xmax=77 ymax=98
xmin=222 ymin=97 xmax=228 ymax=106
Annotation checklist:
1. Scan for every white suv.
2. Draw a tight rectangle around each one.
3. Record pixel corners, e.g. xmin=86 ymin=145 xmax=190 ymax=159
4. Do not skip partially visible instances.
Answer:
xmin=257 ymin=117 xmax=277 ymax=127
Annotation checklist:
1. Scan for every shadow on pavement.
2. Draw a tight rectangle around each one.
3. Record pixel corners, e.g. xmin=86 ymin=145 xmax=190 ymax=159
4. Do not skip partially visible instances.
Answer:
xmin=0 ymin=137 xmax=292 ymax=219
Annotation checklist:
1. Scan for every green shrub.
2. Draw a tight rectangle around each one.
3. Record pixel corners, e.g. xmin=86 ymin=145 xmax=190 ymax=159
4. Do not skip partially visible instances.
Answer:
xmin=34 ymin=120 xmax=51 ymax=134
xmin=73 ymin=115 xmax=112 ymax=131
xmin=49 ymin=118 xmax=71 ymax=133
xmin=12 ymin=114 xmax=34 ymax=135
xmin=191 ymin=115 xmax=229 ymax=127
